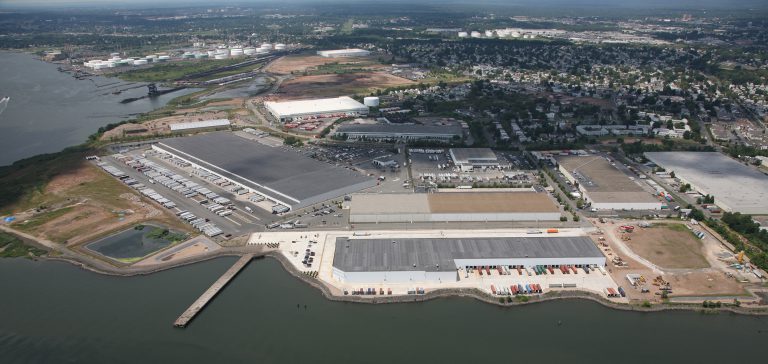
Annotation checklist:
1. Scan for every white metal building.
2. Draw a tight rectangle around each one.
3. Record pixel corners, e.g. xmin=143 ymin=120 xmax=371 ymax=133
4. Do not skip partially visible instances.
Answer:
xmin=169 ymin=119 xmax=231 ymax=132
xmin=449 ymin=148 xmax=499 ymax=171
xmin=317 ymin=49 xmax=371 ymax=58
xmin=332 ymin=236 xmax=606 ymax=283
xmin=264 ymin=96 xmax=369 ymax=122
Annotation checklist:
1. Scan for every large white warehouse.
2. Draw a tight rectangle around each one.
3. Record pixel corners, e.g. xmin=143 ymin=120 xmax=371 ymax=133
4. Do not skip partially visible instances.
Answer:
xmin=332 ymin=236 xmax=606 ymax=283
xmin=317 ymin=48 xmax=371 ymax=58
xmin=264 ymin=96 xmax=369 ymax=122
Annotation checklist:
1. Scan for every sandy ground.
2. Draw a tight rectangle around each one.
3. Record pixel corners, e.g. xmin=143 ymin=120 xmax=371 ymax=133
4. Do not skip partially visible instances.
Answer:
xmin=11 ymin=163 xmax=188 ymax=246
xmin=265 ymin=55 xmax=375 ymax=75
xmin=134 ymin=236 xmax=221 ymax=266
xmin=593 ymin=218 xmax=756 ymax=302
xmin=101 ymin=110 xmax=244 ymax=140
xmin=624 ymin=224 xmax=710 ymax=269
xmin=275 ymin=72 xmax=414 ymax=99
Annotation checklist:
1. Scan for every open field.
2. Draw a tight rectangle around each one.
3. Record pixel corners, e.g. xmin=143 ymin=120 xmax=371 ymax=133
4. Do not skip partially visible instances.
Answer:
xmin=624 ymin=224 xmax=709 ymax=269
xmin=265 ymin=55 xmax=376 ymax=75
xmin=276 ymin=72 xmax=414 ymax=99
xmin=118 ymin=58 xmax=245 ymax=82
xmin=8 ymin=162 xmax=189 ymax=246
xmin=665 ymin=271 xmax=748 ymax=297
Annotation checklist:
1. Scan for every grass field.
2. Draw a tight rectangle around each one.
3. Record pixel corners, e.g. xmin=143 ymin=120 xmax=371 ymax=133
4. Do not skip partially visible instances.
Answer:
xmin=625 ymin=223 xmax=710 ymax=269
xmin=118 ymin=58 xmax=245 ymax=82
xmin=0 ymin=232 xmax=46 ymax=258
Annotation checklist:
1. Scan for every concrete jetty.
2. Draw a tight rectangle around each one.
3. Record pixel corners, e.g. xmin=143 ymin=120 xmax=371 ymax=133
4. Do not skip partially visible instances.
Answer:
xmin=174 ymin=254 xmax=254 ymax=328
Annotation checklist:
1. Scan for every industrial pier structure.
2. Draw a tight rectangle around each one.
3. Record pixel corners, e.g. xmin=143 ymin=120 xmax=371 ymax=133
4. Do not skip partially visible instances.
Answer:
xmin=332 ymin=236 xmax=606 ymax=283
xmin=153 ymin=132 xmax=376 ymax=211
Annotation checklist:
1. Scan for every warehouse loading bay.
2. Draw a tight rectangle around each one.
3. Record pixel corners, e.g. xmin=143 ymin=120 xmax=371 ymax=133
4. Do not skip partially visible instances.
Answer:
xmin=248 ymin=229 xmax=628 ymax=301
xmin=408 ymin=148 xmax=536 ymax=189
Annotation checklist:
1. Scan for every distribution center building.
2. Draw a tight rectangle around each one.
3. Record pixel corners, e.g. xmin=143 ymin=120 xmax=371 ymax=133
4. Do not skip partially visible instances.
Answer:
xmin=264 ymin=96 xmax=369 ymax=122
xmin=334 ymin=123 xmax=463 ymax=142
xmin=449 ymin=148 xmax=499 ymax=171
xmin=317 ymin=49 xmax=371 ymax=58
xmin=349 ymin=192 xmax=561 ymax=223
xmin=556 ymin=155 xmax=662 ymax=210
xmin=153 ymin=132 xmax=376 ymax=210
xmin=332 ymin=236 xmax=606 ymax=283
xmin=645 ymin=152 xmax=768 ymax=214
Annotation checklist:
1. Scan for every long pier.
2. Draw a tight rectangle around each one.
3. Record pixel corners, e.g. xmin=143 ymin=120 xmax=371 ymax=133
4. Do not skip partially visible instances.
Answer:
xmin=174 ymin=254 xmax=254 ymax=328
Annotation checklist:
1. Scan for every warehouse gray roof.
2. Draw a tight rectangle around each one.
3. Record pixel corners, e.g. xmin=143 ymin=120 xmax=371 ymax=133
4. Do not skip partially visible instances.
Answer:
xmin=336 ymin=123 xmax=463 ymax=136
xmin=156 ymin=132 xmax=375 ymax=205
xmin=334 ymin=236 xmax=603 ymax=272
xmin=449 ymin=148 xmax=497 ymax=163
xmin=645 ymin=152 xmax=768 ymax=214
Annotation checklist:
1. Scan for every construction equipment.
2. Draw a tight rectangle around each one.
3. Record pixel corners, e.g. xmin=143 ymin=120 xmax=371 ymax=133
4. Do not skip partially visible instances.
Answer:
xmin=736 ymin=251 xmax=746 ymax=264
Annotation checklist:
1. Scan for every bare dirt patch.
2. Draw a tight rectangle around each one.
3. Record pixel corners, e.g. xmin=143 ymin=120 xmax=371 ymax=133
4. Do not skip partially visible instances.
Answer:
xmin=625 ymin=224 xmax=710 ymax=269
xmin=265 ymin=55 xmax=375 ymax=75
xmin=276 ymin=72 xmax=414 ymax=99
xmin=666 ymin=271 xmax=747 ymax=297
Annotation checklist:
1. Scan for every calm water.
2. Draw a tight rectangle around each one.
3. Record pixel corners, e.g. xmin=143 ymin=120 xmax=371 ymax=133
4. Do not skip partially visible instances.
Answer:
xmin=0 ymin=257 xmax=765 ymax=363
xmin=0 ymin=52 xmax=198 ymax=166
xmin=86 ymin=226 xmax=176 ymax=259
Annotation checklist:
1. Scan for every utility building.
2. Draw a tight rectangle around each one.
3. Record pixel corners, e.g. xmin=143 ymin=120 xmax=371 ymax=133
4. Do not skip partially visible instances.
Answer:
xmin=449 ymin=148 xmax=499 ymax=171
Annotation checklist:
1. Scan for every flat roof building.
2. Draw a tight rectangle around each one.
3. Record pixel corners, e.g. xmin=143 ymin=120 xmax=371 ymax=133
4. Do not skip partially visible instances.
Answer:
xmin=264 ymin=96 xmax=369 ymax=122
xmin=332 ymin=236 xmax=605 ymax=283
xmin=153 ymin=132 xmax=376 ymax=210
xmin=645 ymin=152 xmax=768 ymax=214
xmin=449 ymin=148 xmax=499 ymax=171
xmin=556 ymin=155 xmax=662 ymax=211
xmin=334 ymin=123 xmax=462 ymax=142
xmin=317 ymin=49 xmax=371 ymax=58
xmin=350 ymin=191 xmax=561 ymax=223
xmin=169 ymin=119 xmax=231 ymax=132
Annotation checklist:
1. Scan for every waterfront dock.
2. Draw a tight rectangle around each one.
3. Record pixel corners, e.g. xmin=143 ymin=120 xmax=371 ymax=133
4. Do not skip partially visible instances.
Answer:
xmin=174 ymin=254 xmax=254 ymax=328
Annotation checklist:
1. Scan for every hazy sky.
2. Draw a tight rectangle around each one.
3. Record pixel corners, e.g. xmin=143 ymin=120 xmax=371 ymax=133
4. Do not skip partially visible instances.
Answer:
xmin=1 ymin=0 xmax=766 ymax=10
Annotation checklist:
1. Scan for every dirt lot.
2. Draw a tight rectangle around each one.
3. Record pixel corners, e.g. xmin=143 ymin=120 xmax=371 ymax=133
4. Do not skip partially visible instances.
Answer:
xmin=11 ymin=163 xmax=189 ymax=246
xmin=100 ymin=108 xmax=253 ymax=141
xmin=275 ymin=72 xmax=414 ymax=99
xmin=265 ymin=55 xmax=376 ymax=75
xmin=665 ymin=271 xmax=748 ymax=297
xmin=624 ymin=224 xmax=710 ymax=269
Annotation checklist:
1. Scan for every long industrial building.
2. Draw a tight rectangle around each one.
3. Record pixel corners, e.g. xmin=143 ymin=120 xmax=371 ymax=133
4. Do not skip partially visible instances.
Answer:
xmin=334 ymin=123 xmax=463 ymax=142
xmin=153 ymin=132 xmax=376 ymax=210
xmin=349 ymin=192 xmax=561 ymax=223
xmin=317 ymin=49 xmax=371 ymax=58
xmin=645 ymin=152 xmax=768 ymax=214
xmin=557 ymin=155 xmax=662 ymax=210
xmin=264 ymin=96 xmax=369 ymax=122
xmin=332 ymin=236 xmax=606 ymax=283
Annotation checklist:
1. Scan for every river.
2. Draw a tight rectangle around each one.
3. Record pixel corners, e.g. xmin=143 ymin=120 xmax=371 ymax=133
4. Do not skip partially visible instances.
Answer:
xmin=0 ymin=52 xmax=198 ymax=166
xmin=0 ymin=257 xmax=764 ymax=363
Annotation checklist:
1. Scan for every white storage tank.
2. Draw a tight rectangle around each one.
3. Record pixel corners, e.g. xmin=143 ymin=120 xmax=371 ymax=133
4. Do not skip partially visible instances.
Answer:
xmin=158 ymin=55 xmax=170 ymax=61
xmin=274 ymin=43 xmax=286 ymax=50
xmin=214 ymin=54 xmax=229 ymax=60
xmin=244 ymin=47 xmax=257 ymax=55
xmin=470 ymin=31 xmax=482 ymax=38
xmin=133 ymin=59 xmax=148 ymax=66
xmin=230 ymin=48 xmax=244 ymax=56
xmin=260 ymin=43 xmax=273 ymax=50
xmin=207 ymin=50 xmax=216 ymax=58
xmin=363 ymin=96 xmax=380 ymax=107
xmin=458 ymin=31 xmax=469 ymax=38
